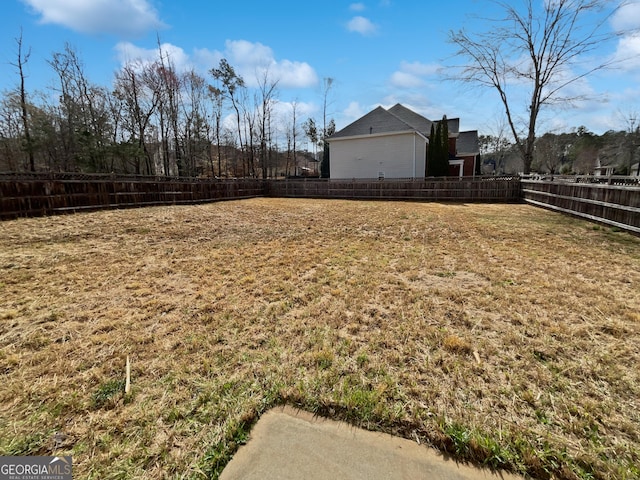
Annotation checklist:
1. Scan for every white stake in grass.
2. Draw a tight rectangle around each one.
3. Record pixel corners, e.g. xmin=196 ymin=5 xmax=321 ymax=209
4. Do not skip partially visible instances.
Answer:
xmin=125 ymin=355 xmax=131 ymax=394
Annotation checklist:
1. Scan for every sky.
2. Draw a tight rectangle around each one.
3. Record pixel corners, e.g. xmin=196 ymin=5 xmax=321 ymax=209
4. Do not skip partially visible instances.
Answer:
xmin=1 ymin=0 xmax=640 ymax=140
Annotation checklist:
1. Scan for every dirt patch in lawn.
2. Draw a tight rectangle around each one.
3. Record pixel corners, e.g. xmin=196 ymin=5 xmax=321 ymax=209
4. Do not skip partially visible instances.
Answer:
xmin=1 ymin=198 xmax=639 ymax=479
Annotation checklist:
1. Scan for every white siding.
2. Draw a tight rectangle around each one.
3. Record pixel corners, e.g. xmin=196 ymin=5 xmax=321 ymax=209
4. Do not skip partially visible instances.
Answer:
xmin=330 ymin=132 xmax=426 ymax=179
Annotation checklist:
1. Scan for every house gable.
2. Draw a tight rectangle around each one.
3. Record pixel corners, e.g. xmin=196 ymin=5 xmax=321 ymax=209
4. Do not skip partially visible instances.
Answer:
xmin=330 ymin=106 xmax=417 ymax=140
xmin=328 ymin=103 xmax=479 ymax=179
xmin=387 ymin=104 xmax=433 ymax=136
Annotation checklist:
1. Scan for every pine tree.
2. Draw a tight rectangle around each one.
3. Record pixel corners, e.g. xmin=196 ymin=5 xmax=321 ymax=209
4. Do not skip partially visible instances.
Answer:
xmin=433 ymin=122 xmax=442 ymax=175
xmin=431 ymin=123 xmax=442 ymax=177
xmin=428 ymin=116 xmax=450 ymax=176
xmin=441 ymin=115 xmax=449 ymax=164
xmin=426 ymin=123 xmax=436 ymax=176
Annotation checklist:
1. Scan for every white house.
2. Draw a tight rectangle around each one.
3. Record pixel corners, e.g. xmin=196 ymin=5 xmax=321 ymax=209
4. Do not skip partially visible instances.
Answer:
xmin=327 ymin=104 xmax=479 ymax=179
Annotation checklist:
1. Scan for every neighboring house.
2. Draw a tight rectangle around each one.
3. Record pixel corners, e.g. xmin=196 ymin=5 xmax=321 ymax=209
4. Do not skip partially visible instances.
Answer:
xmin=593 ymin=164 xmax=615 ymax=177
xmin=594 ymin=155 xmax=617 ymax=176
xmin=327 ymin=104 xmax=479 ymax=179
xmin=451 ymin=130 xmax=480 ymax=177
xmin=594 ymin=140 xmax=640 ymax=176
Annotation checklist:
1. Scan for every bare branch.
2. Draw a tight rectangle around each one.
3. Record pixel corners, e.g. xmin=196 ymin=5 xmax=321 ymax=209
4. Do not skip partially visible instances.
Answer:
xmin=447 ymin=0 xmax=625 ymax=172
xmin=11 ymin=29 xmax=35 ymax=171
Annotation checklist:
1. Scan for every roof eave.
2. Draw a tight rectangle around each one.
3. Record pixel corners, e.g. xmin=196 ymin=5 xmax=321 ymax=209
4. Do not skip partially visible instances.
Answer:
xmin=328 ymin=130 xmax=427 ymax=142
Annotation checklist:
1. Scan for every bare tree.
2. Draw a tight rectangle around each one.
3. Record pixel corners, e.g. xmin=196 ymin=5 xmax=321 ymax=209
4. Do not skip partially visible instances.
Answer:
xmin=156 ymin=41 xmax=184 ymax=176
xmin=534 ymin=133 xmax=565 ymax=173
xmin=244 ymin=96 xmax=257 ymax=177
xmin=207 ymin=85 xmax=224 ymax=176
xmin=49 ymin=44 xmax=111 ymax=172
xmin=0 ymin=93 xmax=23 ymax=171
xmin=181 ymin=70 xmax=208 ymax=177
xmin=256 ymin=69 xmax=278 ymax=178
xmin=105 ymin=89 xmax=124 ymax=172
xmin=448 ymin=0 xmax=623 ymax=173
xmin=302 ymin=117 xmax=318 ymax=164
xmin=114 ymin=61 xmax=160 ymax=174
xmin=210 ymin=59 xmax=246 ymax=175
xmin=572 ymin=143 xmax=599 ymax=174
xmin=479 ymin=116 xmax=512 ymax=174
xmin=49 ymin=46 xmax=77 ymax=171
xmin=287 ymin=100 xmax=300 ymax=178
xmin=491 ymin=116 xmax=511 ymax=173
xmin=619 ymin=109 xmax=640 ymax=175
xmin=571 ymin=127 xmax=602 ymax=174
xmin=321 ymin=78 xmax=333 ymax=137
xmin=11 ymin=31 xmax=35 ymax=171
xmin=320 ymin=77 xmax=334 ymax=177
xmin=25 ymin=93 xmax=61 ymax=172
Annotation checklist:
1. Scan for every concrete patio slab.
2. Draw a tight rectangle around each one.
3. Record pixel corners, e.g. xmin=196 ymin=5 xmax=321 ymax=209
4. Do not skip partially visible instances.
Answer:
xmin=220 ymin=406 xmax=523 ymax=480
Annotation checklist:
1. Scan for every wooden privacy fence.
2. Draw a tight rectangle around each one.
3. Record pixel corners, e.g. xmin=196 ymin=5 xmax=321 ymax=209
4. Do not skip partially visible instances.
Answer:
xmin=266 ymin=176 xmax=522 ymax=202
xmin=0 ymin=174 xmax=522 ymax=219
xmin=0 ymin=173 xmax=264 ymax=219
xmin=521 ymin=176 xmax=640 ymax=234
xmin=2 ymin=173 xmax=639 ymax=234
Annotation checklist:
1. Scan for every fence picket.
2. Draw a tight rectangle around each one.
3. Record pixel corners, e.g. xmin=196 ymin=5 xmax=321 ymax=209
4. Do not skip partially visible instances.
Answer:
xmin=1 ymin=173 xmax=638 ymax=234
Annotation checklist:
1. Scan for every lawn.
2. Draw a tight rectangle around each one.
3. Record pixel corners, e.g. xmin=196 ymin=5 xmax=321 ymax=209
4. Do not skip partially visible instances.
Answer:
xmin=1 ymin=198 xmax=639 ymax=479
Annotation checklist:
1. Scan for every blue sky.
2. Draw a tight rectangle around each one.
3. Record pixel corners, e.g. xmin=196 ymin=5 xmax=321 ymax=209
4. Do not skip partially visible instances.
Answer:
xmin=1 ymin=0 xmax=640 ymax=139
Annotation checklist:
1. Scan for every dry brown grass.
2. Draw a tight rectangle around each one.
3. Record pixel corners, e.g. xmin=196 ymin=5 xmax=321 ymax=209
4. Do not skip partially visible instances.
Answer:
xmin=1 ymin=198 xmax=639 ymax=479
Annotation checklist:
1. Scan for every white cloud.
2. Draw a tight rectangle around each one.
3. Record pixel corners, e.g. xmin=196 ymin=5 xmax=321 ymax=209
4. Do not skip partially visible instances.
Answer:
xmin=389 ymin=61 xmax=440 ymax=88
xmin=381 ymin=94 xmax=436 ymax=117
xmin=115 ymin=42 xmax=191 ymax=71
xmin=349 ymin=3 xmax=366 ymax=12
xmin=21 ymin=0 xmax=165 ymax=37
xmin=390 ymin=71 xmax=425 ymax=88
xmin=270 ymin=59 xmax=318 ymax=88
xmin=224 ymin=40 xmax=274 ymax=68
xmin=399 ymin=61 xmax=439 ymax=76
xmin=273 ymin=101 xmax=317 ymax=124
xmin=611 ymin=1 xmax=640 ymax=31
xmin=203 ymin=40 xmax=318 ymax=89
xmin=609 ymin=2 xmax=640 ymax=73
xmin=343 ymin=101 xmax=366 ymax=122
xmin=193 ymin=48 xmax=223 ymax=70
xmin=117 ymin=39 xmax=318 ymax=89
xmin=612 ymin=33 xmax=640 ymax=72
xmin=347 ymin=16 xmax=378 ymax=36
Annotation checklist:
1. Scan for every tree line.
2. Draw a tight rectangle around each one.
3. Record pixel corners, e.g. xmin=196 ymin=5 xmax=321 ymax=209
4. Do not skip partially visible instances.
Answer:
xmin=1 ymin=34 xmax=335 ymax=178
xmin=480 ymin=123 xmax=640 ymax=176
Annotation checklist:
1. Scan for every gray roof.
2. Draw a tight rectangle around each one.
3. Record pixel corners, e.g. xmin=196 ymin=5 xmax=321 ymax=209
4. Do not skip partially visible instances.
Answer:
xmin=387 ymin=104 xmax=434 ymax=136
xmin=389 ymin=104 xmax=460 ymax=135
xmin=444 ymin=117 xmax=460 ymax=136
xmin=329 ymin=106 xmax=417 ymax=139
xmin=456 ymin=130 xmax=480 ymax=155
xmin=329 ymin=103 xmax=460 ymax=141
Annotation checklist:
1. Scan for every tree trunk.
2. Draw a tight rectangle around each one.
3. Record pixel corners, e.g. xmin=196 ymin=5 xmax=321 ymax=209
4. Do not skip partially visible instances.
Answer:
xmin=14 ymin=33 xmax=35 ymax=172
